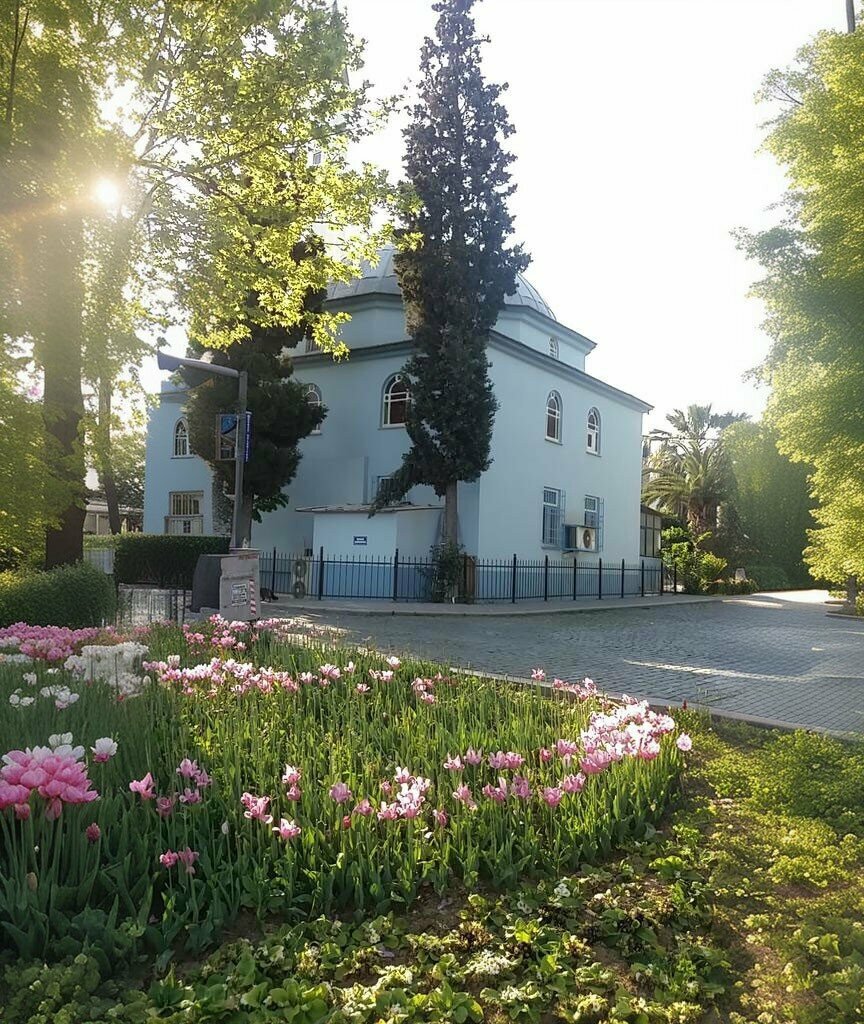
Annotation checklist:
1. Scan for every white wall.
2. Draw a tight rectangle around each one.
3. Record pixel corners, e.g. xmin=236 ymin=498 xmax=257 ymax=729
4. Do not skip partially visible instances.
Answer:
xmin=478 ymin=343 xmax=646 ymax=561
xmin=312 ymin=511 xmax=396 ymax=557
xmin=143 ymin=389 xmax=216 ymax=535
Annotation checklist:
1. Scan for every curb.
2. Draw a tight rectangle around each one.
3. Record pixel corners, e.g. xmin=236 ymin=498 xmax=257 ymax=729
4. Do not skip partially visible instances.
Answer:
xmin=263 ymin=595 xmax=725 ymax=619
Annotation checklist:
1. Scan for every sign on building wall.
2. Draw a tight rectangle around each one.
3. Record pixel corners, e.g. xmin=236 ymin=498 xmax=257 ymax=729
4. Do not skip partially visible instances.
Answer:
xmin=353 ymin=536 xmax=368 ymax=546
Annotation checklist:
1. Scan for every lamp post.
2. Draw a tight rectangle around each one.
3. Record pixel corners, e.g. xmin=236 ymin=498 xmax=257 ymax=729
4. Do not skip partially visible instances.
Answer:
xmin=156 ymin=351 xmax=249 ymax=549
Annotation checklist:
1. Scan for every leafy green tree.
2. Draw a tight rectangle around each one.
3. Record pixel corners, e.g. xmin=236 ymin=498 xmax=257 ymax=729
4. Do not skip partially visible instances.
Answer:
xmin=721 ymin=421 xmax=813 ymax=585
xmin=740 ymin=20 xmax=864 ymax=588
xmin=376 ymin=0 xmax=529 ymax=544
xmin=184 ymin=270 xmax=326 ymax=544
xmin=1 ymin=0 xmax=394 ymax=565
xmin=643 ymin=404 xmax=744 ymax=539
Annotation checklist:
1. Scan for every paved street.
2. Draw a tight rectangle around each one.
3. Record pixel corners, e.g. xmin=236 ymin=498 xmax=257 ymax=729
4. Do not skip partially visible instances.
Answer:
xmin=288 ymin=591 xmax=864 ymax=733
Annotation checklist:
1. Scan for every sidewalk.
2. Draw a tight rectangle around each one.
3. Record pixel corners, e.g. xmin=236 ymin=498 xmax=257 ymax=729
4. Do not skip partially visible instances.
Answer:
xmin=264 ymin=593 xmax=724 ymax=618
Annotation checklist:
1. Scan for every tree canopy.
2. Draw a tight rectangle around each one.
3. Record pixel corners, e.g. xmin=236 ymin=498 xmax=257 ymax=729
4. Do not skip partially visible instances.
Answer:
xmin=1 ymin=0 xmax=396 ymax=564
xmin=740 ymin=22 xmax=864 ymax=584
xmin=377 ymin=0 xmax=529 ymax=545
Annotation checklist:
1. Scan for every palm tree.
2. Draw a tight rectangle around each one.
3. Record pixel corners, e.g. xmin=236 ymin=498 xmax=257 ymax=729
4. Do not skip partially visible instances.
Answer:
xmin=643 ymin=404 xmax=746 ymax=538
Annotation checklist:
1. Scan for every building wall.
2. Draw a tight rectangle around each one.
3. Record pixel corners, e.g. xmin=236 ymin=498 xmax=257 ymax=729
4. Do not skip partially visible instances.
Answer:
xmin=478 ymin=342 xmax=645 ymax=561
xmin=143 ymin=389 xmax=216 ymax=535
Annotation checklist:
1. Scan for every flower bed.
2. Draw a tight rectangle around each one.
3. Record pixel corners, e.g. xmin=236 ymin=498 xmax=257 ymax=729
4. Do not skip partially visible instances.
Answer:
xmin=0 ymin=617 xmax=689 ymax=965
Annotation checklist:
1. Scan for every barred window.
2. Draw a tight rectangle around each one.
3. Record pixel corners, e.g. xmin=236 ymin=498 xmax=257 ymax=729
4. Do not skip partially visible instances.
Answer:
xmin=542 ymin=487 xmax=564 ymax=547
xmin=304 ymin=383 xmax=323 ymax=433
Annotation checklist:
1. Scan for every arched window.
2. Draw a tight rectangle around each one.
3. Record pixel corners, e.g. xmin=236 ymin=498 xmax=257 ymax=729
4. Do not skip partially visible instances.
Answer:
xmin=587 ymin=407 xmax=601 ymax=454
xmin=549 ymin=337 xmax=559 ymax=360
xmin=173 ymin=418 xmax=189 ymax=457
xmin=382 ymin=374 xmax=409 ymax=427
xmin=545 ymin=391 xmax=562 ymax=442
xmin=303 ymin=384 xmax=322 ymax=434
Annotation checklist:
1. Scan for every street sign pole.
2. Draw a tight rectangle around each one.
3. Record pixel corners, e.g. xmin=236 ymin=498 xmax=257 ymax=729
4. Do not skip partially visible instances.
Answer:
xmin=231 ymin=370 xmax=249 ymax=549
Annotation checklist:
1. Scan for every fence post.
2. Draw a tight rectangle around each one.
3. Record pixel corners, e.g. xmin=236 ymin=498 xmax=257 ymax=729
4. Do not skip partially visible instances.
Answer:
xmin=673 ymin=563 xmax=678 ymax=594
xmin=462 ymin=553 xmax=468 ymax=602
xmin=621 ymin=557 xmax=625 ymax=599
xmin=511 ymin=554 xmax=517 ymax=604
xmin=598 ymin=557 xmax=603 ymax=600
xmin=393 ymin=548 xmax=400 ymax=602
xmin=572 ymin=557 xmax=577 ymax=601
xmin=317 ymin=545 xmax=324 ymax=600
xmin=641 ymin=560 xmax=645 ymax=598
xmin=543 ymin=555 xmax=549 ymax=601
xmin=271 ymin=546 xmax=277 ymax=597
xmin=659 ymin=562 xmax=664 ymax=597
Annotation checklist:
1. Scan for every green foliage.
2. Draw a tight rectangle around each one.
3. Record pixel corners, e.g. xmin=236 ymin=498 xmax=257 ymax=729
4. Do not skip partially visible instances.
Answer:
xmin=740 ymin=24 xmax=864 ymax=585
xmin=0 ymin=563 xmax=116 ymax=628
xmin=428 ymin=541 xmax=465 ymax=603
xmin=745 ymin=563 xmax=792 ymax=591
xmin=185 ymin=262 xmax=327 ymax=542
xmin=644 ymin=405 xmax=743 ymax=540
xmin=378 ymin=0 xmax=529 ymax=541
xmin=720 ymin=421 xmax=812 ymax=586
xmin=112 ymin=534 xmax=229 ymax=588
xmin=661 ymin=529 xmax=727 ymax=594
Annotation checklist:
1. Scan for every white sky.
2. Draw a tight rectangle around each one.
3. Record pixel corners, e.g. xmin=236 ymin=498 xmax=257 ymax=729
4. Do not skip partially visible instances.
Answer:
xmin=143 ymin=0 xmax=846 ymax=430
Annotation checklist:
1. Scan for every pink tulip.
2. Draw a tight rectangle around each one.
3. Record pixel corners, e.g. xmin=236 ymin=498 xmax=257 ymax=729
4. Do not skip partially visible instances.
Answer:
xmin=177 ymin=847 xmax=199 ymax=875
xmin=561 ymin=773 xmax=586 ymax=794
xmin=542 ymin=786 xmax=564 ymax=808
xmin=353 ymin=798 xmax=373 ymax=817
xmin=281 ymin=765 xmax=301 ymax=787
xmin=129 ymin=773 xmax=156 ymax=800
xmin=433 ymin=808 xmax=448 ymax=828
xmin=539 ymin=748 xmax=553 ymax=764
xmin=464 ymin=748 xmax=483 ymax=766
xmin=273 ymin=818 xmax=301 ymax=841
xmin=329 ymin=782 xmax=352 ymax=804
xmin=443 ymin=754 xmax=464 ymax=771
xmin=241 ymin=791 xmax=273 ymax=824
xmin=156 ymin=795 xmax=176 ymax=818
xmin=531 ymin=668 xmax=546 ymax=681
xmin=159 ymin=849 xmax=179 ymax=868
xmin=85 ymin=822 xmax=101 ymax=843
xmin=453 ymin=784 xmax=477 ymax=811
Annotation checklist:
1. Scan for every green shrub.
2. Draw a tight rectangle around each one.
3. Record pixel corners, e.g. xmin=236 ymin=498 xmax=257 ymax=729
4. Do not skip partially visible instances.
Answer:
xmin=83 ymin=533 xmax=121 ymax=550
xmin=707 ymin=578 xmax=759 ymax=595
xmin=113 ymin=534 xmax=229 ymax=588
xmin=663 ymin=533 xmax=727 ymax=594
xmin=746 ymin=564 xmax=792 ymax=591
xmin=0 ymin=562 xmax=116 ymax=628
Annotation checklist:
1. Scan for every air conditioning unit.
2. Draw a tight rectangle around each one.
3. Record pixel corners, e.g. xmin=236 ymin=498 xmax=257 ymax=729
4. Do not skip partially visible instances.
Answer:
xmin=573 ymin=528 xmax=593 ymax=552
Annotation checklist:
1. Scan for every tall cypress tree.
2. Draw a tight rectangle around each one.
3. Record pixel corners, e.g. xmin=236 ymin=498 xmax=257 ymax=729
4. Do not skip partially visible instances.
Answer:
xmin=377 ymin=0 xmax=529 ymax=545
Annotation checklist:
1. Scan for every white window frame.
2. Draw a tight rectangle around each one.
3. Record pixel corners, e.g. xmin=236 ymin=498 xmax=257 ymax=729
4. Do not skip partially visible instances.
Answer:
xmin=166 ymin=491 xmax=204 ymax=535
xmin=549 ymin=337 xmax=559 ymax=360
xmin=584 ymin=495 xmax=604 ymax=551
xmin=542 ymin=487 xmax=565 ymax=547
xmin=587 ymin=407 xmax=601 ymax=455
xmin=545 ymin=391 xmax=562 ymax=443
xmin=173 ymin=418 xmax=190 ymax=458
xmin=304 ymin=383 xmax=323 ymax=434
xmin=382 ymin=374 xmax=410 ymax=428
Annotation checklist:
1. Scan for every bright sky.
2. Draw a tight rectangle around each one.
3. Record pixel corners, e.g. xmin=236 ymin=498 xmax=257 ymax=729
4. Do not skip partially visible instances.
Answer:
xmin=144 ymin=0 xmax=847 ymax=430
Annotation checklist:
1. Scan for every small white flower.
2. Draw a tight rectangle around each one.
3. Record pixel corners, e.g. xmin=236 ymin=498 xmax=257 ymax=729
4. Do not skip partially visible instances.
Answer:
xmin=221 ymin=820 xmax=230 ymax=835
xmin=48 ymin=733 xmax=73 ymax=749
xmin=554 ymin=881 xmax=571 ymax=899
xmin=91 ymin=737 xmax=118 ymax=761
xmin=23 ymin=672 xmax=37 ymax=686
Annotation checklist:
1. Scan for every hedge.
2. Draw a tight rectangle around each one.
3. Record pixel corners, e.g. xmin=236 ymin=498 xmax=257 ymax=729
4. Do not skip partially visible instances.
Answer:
xmin=0 ymin=562 xmax=117 ymax=629
xmin=113 ymin=534 xmax=230 ymax=588
xmin=745 ymin=564 xmax=793 ymax=591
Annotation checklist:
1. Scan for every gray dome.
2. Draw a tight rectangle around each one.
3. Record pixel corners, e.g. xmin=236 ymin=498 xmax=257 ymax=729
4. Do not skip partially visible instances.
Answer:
xmin=327 ymin=246 xmax=555 ymax=321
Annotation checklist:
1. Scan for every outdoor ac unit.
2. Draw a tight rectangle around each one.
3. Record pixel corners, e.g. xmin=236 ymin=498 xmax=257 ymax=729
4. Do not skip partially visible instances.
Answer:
xmin=576 ymin=525 xmax=597 ymax=552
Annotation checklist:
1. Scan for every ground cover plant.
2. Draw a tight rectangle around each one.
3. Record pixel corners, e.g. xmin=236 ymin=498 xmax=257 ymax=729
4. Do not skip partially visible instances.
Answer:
xmin=0 ymin=617 xmax=687 ymax=978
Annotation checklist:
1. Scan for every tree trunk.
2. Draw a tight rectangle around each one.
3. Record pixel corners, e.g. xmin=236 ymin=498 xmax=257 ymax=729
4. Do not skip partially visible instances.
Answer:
xmin=443 ymin=480 xmax=458 ymax=546
xmin=43 ymin=219 xmax=86 ymax=568
xmin=846 ymin=574 xmax=858 ymax=608
xmin=97 ymin=382 xmax=123 ymax=534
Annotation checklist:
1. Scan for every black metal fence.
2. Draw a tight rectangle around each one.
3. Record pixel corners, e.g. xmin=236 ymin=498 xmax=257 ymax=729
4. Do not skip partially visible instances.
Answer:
xmin=260 ymin=549 xmax=676 ymax=604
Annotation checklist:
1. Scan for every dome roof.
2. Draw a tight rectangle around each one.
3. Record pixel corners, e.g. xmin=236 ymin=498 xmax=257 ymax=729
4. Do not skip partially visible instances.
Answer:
xmin=327 ymin=246 xmax=555 ymax=321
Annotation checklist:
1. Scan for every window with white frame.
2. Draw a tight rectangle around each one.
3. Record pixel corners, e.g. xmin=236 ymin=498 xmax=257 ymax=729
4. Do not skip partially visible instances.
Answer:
xmin=545 ymin=391 xmax=562 ymax=442
xmin=382 ymin=374 xmax=409 ymax=426
xmin=584 ymin=495 xmax=604 ymax=550
xmin=304 ymin=383 xmax=323 ymax=433
xmin=586 ymin=407 xmax=601 ymax=454
xmin=373 ymin=474 xmax=399 ymax=503
xmin=173 ymin=418 xmax=189 ymax=457
xmin=166 ymin=491 xmax=203 ymax=535
xmin=549 ymin=337 xmax=559 ymax=359
xmin=542 ymin=487 xmax=565 ymax=547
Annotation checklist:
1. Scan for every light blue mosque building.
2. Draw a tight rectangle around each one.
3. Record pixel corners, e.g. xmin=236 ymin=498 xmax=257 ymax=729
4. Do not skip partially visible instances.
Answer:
xmin=144 ymin=248 xmax=660 ymax=597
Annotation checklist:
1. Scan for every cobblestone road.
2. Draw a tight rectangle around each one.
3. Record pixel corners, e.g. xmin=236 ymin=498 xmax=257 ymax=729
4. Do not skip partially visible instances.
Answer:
xmin=297 ymin=592 xmax=864 ymax=733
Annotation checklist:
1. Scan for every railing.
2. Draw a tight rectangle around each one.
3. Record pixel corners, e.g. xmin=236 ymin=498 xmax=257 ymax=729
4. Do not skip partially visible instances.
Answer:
xmin=259 ymin=549 xmax=675 ymax=604
xmin=116 ymin=585 xmax=189 ymax=626
xmin=83 ymin=547 xmax=115 ymax=575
